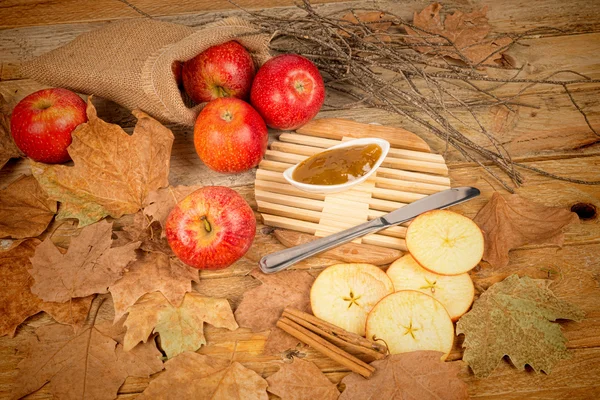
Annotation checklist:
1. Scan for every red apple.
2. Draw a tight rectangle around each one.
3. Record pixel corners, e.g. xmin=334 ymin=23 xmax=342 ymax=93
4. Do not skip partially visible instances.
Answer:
xmin=165 ymin=186 xmax=256 ymax=270
xmin=194 ymin=97 xmax=268 ymax=173
xmin=10 ymin=88 xmax=87 ymax=164
xmin=182 ymin=41 xmax=255 ymax=104
xmin=250 ymin=54 xmax=325 ymax=130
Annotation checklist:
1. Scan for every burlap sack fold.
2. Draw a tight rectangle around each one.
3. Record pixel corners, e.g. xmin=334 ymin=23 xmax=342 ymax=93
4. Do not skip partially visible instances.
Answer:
xmin=21 ymin=17 xmax=271 ymax=126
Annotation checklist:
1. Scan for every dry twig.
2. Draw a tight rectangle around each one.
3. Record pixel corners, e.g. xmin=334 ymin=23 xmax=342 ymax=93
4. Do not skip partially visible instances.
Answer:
xmin=236 ymin=0 xmax=599 ymax=191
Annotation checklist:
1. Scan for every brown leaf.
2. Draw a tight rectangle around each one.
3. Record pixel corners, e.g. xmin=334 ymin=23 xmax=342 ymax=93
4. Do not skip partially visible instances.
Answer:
xmin=274 ymin=229 xmax=402 ymax=265
xmin=40 ymin=296 xmax=94 ymax=333
xmin=138 ymin=352 xmax=268 ymax=400
xmin=0 ymin=94 xmax=23 ymax=170
xmin=31 ymin=98 xmax=174 ymax=227
xmin=339 ymin=351 xmax=468 ymax=400
xmin=109 ymin=251 xmax=199 ymax=321
xmin=473 ymin=193 xmax=579 ymax=268
xmin=123 ymin=291 xmax=238 ymax=359
xmin=12 ymin=299 xmax=164 ymax=400
xmin=114 ymin=211 xmax=174 ymax=255
xmin=29 ymin=219 xmax=140 ymax=302
xmin=0 ymin=239 xmax=93 ymax=337
xmin=267 ymin=358 xmax=340 ymax=400
xmin=144 ymin=185 xmax=202 ymax=236
xmin=235 ymin=269 xmax=315 ymax=332
xmin=406 ymin=3 xmax=512 ymax=65
xmin=0 ymin=175 xmax=57 ymax=239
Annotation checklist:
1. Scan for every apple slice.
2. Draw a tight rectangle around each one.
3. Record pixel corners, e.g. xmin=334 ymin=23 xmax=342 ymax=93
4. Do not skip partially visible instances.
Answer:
xmin=406 ymin=209 xmax=484 ymax=275
xmin=366 ymin=291 xmax=454 ymax=359
xmin=386 ymin=254 xmax=474 ymax=320
xmin=310 ymin=263 xmax=394 ymax=336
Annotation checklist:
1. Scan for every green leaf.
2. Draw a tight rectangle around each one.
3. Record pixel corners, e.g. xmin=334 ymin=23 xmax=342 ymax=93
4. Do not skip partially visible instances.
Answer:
xmin=456 ymin=274 xmax=584 ymax=377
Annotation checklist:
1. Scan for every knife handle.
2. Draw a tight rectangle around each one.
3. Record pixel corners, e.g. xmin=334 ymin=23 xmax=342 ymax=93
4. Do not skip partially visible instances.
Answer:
xmin=259 ymin=218 xmax=385 ymax=274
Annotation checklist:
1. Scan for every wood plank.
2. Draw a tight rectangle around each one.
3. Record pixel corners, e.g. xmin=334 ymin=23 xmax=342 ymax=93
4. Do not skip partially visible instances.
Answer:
xmin=0 ymin=0 xmax=348 ymax=29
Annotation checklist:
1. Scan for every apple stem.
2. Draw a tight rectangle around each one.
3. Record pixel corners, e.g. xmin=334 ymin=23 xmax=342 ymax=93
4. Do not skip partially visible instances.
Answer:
xmin=200 ymin=215 xmax=212 ymax=233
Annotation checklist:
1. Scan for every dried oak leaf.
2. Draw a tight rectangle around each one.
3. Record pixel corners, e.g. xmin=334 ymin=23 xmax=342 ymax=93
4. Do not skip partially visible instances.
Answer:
xmin=456 ymin=274 xmax=585 ymax=377
xmin=0 ymin=239 xmax=93 ymax=337
xmin=31 ymin=98 xmax=174 ymax=227
xmin=0 ymin=175 xmax=57 ymax=239
xmin=0 ymin=94 xmax=23 ymax=170
xmin=137 ymin=352 xmax=268 ymax=400
xmin=267 ymin=358 xmax=339 ymax=400
xmin=144 ymin=185 xmax=202 ymax=235
xmin=123 ymin=291 xmax=238 ymax=359
xmin=406 ymin=3 xmax=512 ymax=65
xmin=109 ymin=251 xmax=199 ymax=322
xmin=473 ymin=193 xmax=579 ymax=268
xmin=340 ymin=351 xmax=468 ymax=400
xmin=11 ymin=303 xmax=164 ymax=400
xmin=29 ymin=219 xmax=140 ymax=302
xmin=235 ymin=269 xmax=315 ymax=332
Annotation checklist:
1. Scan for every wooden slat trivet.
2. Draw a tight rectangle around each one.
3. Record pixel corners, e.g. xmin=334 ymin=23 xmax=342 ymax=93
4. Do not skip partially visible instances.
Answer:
xmin=255 ymin=119 xmax=451 ymax=252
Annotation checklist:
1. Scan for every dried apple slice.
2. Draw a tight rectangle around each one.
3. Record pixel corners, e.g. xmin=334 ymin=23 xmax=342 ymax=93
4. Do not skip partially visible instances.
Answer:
xmin=366 ymin=291 xmax=454 ymax=359
xmin=310 ymin=263 xmax=394 ymax=336
xmin=406 ymin=209 xmax=484 ymax=275
xmin=386 ymin=254 xmax=474 ymax=320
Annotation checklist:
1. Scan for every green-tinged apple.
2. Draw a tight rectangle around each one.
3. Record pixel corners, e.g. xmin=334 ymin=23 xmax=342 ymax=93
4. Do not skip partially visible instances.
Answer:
xmin=366 ymin=290 xmax=455 ymax=359
xmin=406 ymin=209 xmax=484 ymax=275
xmin=386 ymin=254 xmax=474 ymax=321
xmin=250 ymin=54 xmax=325 ymax=130
xmin=165 ymin=186 xmax=256 ymax=270
xmin=182 ymin=41 xmax=255 ymax=104
xmin=310 ymin=263 xmax=394 ymax=336
xmin=10 ymin=88 xmax=87 ymax=163
xmin=194 ymin=97 xmax=268 ymax=173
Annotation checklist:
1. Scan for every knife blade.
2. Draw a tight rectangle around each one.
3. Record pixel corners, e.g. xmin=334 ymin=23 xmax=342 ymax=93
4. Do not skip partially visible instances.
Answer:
xmin=259 ymin=186 xmax=480 ymax=274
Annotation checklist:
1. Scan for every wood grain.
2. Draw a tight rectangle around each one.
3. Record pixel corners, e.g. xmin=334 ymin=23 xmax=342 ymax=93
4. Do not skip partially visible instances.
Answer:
xmin=1 ymin=0 xmax=599 ymax=399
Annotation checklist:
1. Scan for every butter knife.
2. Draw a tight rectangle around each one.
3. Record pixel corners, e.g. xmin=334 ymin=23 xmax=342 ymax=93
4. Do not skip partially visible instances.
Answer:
xmin=259 ymin=186 xmax=480 ymax=274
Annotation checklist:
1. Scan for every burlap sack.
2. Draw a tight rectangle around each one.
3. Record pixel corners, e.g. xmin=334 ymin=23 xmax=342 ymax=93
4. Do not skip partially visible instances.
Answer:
xmin=21 ymin=17 xmax=271 ymax=126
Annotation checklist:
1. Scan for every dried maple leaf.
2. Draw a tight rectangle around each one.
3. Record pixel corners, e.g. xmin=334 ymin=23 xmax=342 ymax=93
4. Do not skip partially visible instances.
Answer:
xmin=340 ymin=351 xmax=468 ymax=400
xmin=0 ymin=175 xmax=57 ymax=239
xmin=113 ymin=211 xmax=173 ymax=255
xmin=29 ymin=219 xmax=140 ymax=302
xmin=0 ymin=239 xmax=93 ymax=337
xmin=12 ymin=300 xmax=164 ymax=400
xmin=144 ymin=185 xmax=202 ymax=235
xmin=0 ymin=94 xmax=23 ymax=170
xmin=123 ymin=291 xmax=238 ymax=359
xmin=109 ymin=251 xmax=199 ymax=321
xmin=267 ymin=358 xmax=339 ymax=400
xmin=31 ymin=98 xmax=174 ymax=227
xmin=456 ymin=274 xmax=584 ymax=377
xmin=137 ymin=352 xmax=268 ymax=400
xmin=406 ymin=3 xmax=512 ymax=65
xmin=473 ymin=193 xmax=579 ymax=268
xmin=235 ymin=269 xmax=315 ymax=332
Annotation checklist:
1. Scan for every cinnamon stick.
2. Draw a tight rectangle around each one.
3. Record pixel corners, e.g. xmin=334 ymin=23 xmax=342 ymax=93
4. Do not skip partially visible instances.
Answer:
xmin=277 ymin=317 xmax=375 ymax=378
xmin=282 ymin=310 xmax=385 ymax=361
xmin=282 ymin=308 xmax=386 ymax=360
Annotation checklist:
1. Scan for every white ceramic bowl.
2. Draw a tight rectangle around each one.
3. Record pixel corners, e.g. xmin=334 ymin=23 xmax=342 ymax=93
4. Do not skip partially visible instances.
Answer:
xmin=283 ymin=138 xmax=390 ymax=194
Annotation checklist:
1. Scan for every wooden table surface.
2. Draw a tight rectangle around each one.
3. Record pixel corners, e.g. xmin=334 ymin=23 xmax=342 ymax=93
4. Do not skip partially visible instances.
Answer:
xmin=1 ymin=0 xmax=599 ymax=398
